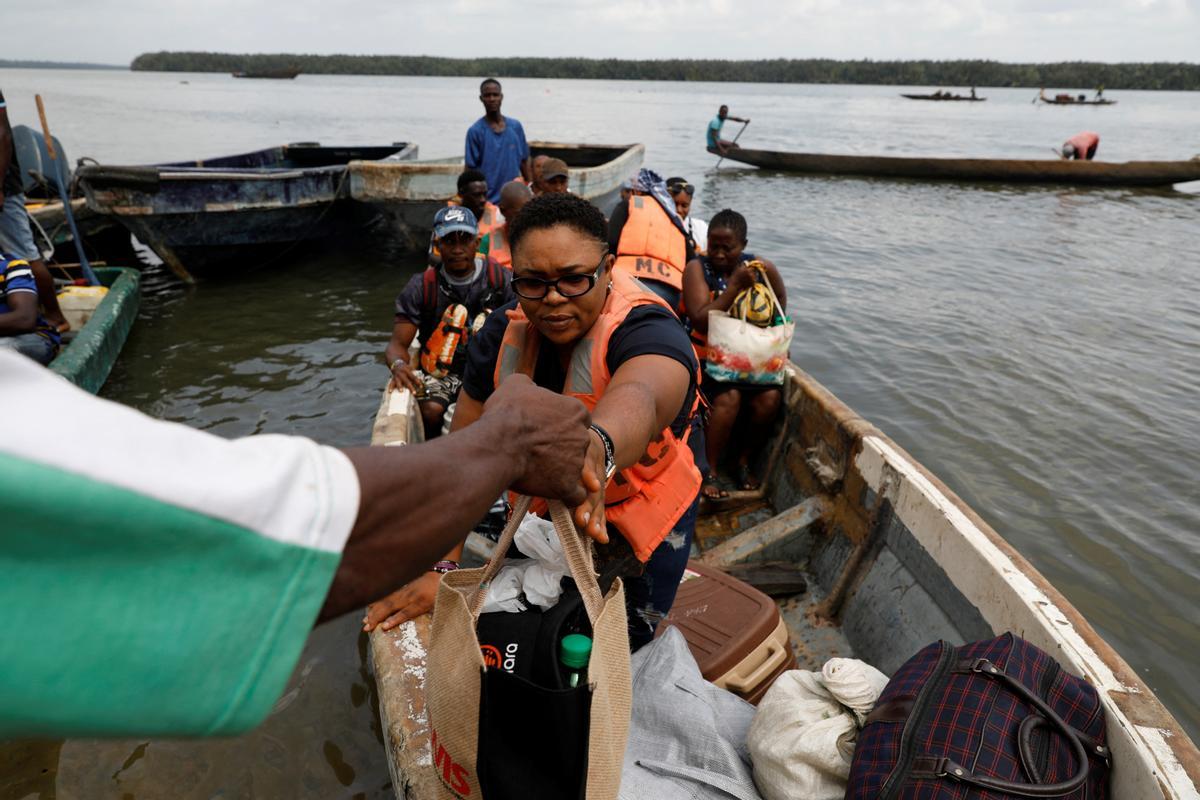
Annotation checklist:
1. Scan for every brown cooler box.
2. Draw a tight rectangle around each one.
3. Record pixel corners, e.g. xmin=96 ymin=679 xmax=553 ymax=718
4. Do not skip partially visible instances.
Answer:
xmin=655 ymin=561 xmax=796 ymax=704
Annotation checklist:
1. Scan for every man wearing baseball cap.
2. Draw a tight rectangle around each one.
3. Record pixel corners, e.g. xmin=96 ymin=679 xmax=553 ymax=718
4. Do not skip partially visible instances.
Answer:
xmin=384 ymin=205 xmax=514 ymax=441
xmin=532 ymin=157 xmax=570 ymax=196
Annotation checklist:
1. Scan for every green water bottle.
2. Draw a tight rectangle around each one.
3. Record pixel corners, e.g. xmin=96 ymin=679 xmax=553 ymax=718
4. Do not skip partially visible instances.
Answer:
xmin=560 ymin=634 xmax=592 ymax=688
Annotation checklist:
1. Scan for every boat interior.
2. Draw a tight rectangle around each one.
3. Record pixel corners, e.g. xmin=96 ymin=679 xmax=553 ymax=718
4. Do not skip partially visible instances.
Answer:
xmin=529 ymin=143 xmax=637 ymax=168
xmin=162 ymin=143 xmax=414 ymax=170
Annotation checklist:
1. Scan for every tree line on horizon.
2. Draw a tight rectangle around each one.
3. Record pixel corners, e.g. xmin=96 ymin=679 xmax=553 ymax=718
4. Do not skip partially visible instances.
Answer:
xmin=128 ymin=51 xmax=1200 ymax=91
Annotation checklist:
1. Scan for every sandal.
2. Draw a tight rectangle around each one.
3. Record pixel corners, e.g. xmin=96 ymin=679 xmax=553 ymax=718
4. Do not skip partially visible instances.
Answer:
xmin=701 ymin=474 xmax=728 ymax=500
xmin=736 ymin=463 xmax=760 ymax=492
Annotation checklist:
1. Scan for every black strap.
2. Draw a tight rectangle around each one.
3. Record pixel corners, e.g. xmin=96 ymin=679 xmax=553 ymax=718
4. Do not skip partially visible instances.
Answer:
xmin=1018 ymin=714 xmax=1112 ymax=783
xmin=909 ymin=658 xmax=1091 ymax=797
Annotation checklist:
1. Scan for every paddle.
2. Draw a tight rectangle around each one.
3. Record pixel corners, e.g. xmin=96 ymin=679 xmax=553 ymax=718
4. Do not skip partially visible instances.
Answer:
xmin=715 ymin=120 xmax=749 ymax=168
xmin=34 ymin=94 xmax=98 ymax=286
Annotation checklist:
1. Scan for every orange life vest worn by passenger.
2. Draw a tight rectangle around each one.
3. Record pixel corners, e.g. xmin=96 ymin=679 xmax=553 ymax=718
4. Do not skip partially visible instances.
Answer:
xmin=493 ymin=271 xmax=702 ymax=562
xmin=476 ymin=201 xmax=503 ymax=237
xmin=485 ymin=225 xmax=512 ymax=269
xmin=612 ymin=195 xmax=688 ymax=291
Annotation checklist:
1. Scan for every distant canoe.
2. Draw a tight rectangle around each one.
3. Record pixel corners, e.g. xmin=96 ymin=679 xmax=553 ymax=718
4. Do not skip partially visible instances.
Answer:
xmin=49 ymin=266 xmax=140 ymax=394
xmin=232 ymin=68 xmax=300 ymax=79
xmin=77 ymin=142 xmax=417 ymax=281
xmin=1040 ymin=95 xmax=1116 ymax=106
xmin=714 ymin=147 xmax=1200 ymax=188
xmin=901 ymin=93 xmax=986 ymax=102
xmin=348 ymin=141 xmax=643 ymax=252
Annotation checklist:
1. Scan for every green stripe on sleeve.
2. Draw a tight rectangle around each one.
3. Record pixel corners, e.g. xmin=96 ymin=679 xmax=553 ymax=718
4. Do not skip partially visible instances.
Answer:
xmin=0 ymin=453 xmax=343 ymax=738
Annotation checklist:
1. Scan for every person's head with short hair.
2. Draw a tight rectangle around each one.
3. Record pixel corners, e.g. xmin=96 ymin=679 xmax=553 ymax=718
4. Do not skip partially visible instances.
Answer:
xmin=507 ymin=193 xmax=611 ymax=346
xmin=718 ymin=105 xmax=729 ymax=120
xmin=480 ymin=78 xmax=503 ymax=116
xmin=498 ymin=180 xmax=533 ymax=223
xmin=666 ymin=176 xmax=696 ymax=219
xmin=432 ymin=205 xmax=480 ymax=277
xmin=706 ymin=208 xmax=748 ymax=274
xmin=533 ymin=157 xmax=569 ymax=195
xmin=456 ymin=168 xmax=488 ymax=218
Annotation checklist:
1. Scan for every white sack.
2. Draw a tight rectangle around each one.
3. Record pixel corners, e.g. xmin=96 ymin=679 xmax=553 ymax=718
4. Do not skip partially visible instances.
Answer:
xmin=480 ymin=514 xmax=570 ymax=613
xmin=747 ymin=659 xmax=887 ymax=800
xmin=478 ymin=560 xmax=531 ymax=613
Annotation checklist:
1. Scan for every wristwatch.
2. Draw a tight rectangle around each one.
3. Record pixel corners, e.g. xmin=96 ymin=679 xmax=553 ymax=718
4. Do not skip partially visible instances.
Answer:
xmin=430 ymin=560 xmax=460 ymax=574
xmin=589 ymin=424 xmax=617 ymax=481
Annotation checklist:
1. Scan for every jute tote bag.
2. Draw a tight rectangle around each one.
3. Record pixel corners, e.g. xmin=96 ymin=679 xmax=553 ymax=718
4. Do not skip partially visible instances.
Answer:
xmin=426 ymin=495 xmax=632 ymax=800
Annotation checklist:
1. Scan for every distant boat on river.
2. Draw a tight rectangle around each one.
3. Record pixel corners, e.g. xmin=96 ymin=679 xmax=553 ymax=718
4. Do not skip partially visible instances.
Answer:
xmin=76 ymin=142 xmax=417 ymax=282
xmin=1039 ymin=89 xmax=1116 ymax=106
xmin=901 ymin=92 xmax=986 ymax=102
xmin=713 ymin=147 xmax=1200 ymax=188
xmin=232 ymin=68 xmax=301 ymax=79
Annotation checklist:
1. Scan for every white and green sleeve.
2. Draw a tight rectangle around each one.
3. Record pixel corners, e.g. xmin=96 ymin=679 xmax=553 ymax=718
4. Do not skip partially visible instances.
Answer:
xmin=0 ymin=351 xmax=360 ymax=738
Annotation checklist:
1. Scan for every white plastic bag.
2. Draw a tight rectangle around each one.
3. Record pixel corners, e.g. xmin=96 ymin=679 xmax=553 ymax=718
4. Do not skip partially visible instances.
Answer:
xmin=479 ymin=513 xmax=570 ymax=612
xmin=747 ymin=659 xmax=888 ymax=800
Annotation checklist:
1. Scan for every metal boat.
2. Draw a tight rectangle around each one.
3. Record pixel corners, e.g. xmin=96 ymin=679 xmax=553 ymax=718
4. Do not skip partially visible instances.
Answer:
xmin=348 ymin=141 xmax=644 ymax=252
xmin=76 ymin=143 xmax=418 ymax=282
xmin=364 ymin=365 xmax=1200 ymax=799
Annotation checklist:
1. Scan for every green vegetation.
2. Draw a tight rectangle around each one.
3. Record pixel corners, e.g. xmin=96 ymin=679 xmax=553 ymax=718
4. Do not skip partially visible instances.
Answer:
xmin=129 ymin=52 xmax=1200 ymax=90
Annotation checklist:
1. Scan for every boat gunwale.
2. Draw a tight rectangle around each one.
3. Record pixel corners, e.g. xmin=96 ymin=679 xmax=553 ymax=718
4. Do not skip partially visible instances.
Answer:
xmin=48 ymin=266 xmax=140 ymax=393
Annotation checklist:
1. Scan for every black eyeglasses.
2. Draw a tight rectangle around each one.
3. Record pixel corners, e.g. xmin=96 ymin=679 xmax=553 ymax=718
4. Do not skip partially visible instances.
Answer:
xmin=511 ymin=252 xmax=608 ymax=300
xmin=668 ymin=181 xmax=695 ymax=196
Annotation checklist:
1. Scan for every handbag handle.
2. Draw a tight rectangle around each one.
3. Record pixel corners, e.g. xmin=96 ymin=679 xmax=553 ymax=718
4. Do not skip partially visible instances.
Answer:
xmin=914 ymin=658 xmax=1091 ymax=797
xmin=466 ymin=495 xmax=607 ymax=624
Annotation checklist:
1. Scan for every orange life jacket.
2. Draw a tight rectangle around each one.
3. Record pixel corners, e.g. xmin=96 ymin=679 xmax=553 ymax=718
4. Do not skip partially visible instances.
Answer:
xmin=612 ymin=195 xmax=688 ymax=291
xmin=486 ymin=224 xmax=512 ymax=270
xmin=421 ymin=303 xmax=471 ymax=377
xmin=493 ymin=271 xmax=701 ymax=562
xmin=477 ymin=202 xmax=503 ymax=237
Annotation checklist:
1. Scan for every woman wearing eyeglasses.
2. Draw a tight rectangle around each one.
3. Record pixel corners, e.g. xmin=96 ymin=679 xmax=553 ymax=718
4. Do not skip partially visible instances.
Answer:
xmin=368 ymin=193 xmax=702 ymax=649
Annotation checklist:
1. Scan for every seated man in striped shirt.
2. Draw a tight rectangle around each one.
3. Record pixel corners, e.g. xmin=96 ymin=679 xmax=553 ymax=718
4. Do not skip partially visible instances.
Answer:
xmin=1 ymin=252 xmax=60 ymax=364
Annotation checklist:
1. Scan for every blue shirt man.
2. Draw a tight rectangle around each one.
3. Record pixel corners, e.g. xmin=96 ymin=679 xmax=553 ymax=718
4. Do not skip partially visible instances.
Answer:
xmin=706 ymin=105 xmax=749 ymax=154
xmin=1 ymin=253 xmax=60 ymax=364
xmin=465 ymin=78 xmax=531 ymax=204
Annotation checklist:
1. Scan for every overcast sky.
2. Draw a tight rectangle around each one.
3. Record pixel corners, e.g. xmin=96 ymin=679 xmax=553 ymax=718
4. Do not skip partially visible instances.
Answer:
xmin=4 ymin=0 xmax=1198 ymax=65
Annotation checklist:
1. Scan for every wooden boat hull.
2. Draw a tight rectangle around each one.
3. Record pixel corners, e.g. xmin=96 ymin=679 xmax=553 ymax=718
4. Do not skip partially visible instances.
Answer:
xmin=48 ymin=266 xmax=140 ymax=394
xmin=76 ymin=143 xmax=418 ymax=280
xmin=365 ymin=362 xmax=1199 ymax=799
xmin=1040 ymin=97 xmax=1117 ymax=105
xmin=717 ymin=147 xmax=1200 ymax=187
xmin=348 ymin=141 xmax=644 ymax=252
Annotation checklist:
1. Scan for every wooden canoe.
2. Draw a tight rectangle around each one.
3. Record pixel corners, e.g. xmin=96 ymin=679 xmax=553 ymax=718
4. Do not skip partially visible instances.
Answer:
xmin=348 ymin=141 xmax=644 ymax=252
xmin=900 ymin=93 xmax=986 ymax=102
xmin=365 ymin=366 xmax=1200 ymax=799
xmin=1040 ymin=96 xmax=1117 ymax=106
xmin=76 ymin=143 xmax=418 ymax=282
xmin=715 ymin=147 xmax=1200 ymax=187
xmin=48 ymin=266 xmax=140 ymax=394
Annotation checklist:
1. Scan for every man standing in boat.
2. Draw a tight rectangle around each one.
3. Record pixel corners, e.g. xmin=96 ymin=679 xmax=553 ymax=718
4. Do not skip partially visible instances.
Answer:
xmin=707 ymin=105 xmax=749 ymax=156
xmin=0 ymin=88 xmax=69 ymax=333
xmin=465 ymin=79 xmax=531 ymax=205
xmin=1061 ymin=131 xmax=1100 ymax=161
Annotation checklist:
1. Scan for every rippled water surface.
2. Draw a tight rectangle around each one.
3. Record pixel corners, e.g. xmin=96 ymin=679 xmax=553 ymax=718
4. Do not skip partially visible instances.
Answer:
xmin=1 ymin=69 xmax=1197 ymax=797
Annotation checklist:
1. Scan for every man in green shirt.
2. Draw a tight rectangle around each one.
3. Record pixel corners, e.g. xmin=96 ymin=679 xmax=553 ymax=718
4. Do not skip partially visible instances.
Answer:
xmin=1 ymin=350 xmax=597 ymax=738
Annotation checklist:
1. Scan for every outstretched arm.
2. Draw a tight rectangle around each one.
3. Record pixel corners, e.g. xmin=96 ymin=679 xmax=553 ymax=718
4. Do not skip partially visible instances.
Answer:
xmin=319 ymin=375 xmax=590 ymax=622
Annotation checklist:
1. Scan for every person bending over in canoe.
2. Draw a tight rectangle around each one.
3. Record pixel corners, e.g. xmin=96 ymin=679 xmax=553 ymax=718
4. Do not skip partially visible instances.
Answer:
xmin=385 ymin=205 xmax=514 ymax=440
xmin=681 ymin=209 xmax=787 ymax=499
xmin=532 ymin=156 xmax=570 ymax=196
xmin=465 ymin=78 xmax=531 ymax=205
xmin=667 ymin=176 xmax=709 ymax=256
xmin=0 ymin=252 xmax=60 ymax=364
xmin=608 ymin=167 xmax=695 ymax=309
xmin=366 ymin=193 xmax=703 ymax=650
xmin=707 ymin=105 xmax=749 ymax=156
xmin=479 ymin=180 xmax=531 ymax=270
xmin=1061 ymin=131 xmax=1100 ymax=161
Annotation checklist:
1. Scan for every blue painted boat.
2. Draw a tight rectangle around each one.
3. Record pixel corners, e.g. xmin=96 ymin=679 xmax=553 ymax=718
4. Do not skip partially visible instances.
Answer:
xmin=75 ymin=142 xmax=418 ymax=282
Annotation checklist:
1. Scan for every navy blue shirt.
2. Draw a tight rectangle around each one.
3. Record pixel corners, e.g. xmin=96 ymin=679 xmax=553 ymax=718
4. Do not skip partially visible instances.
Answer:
xmin=462 ymin=300 xmax=698 ymax=435
xmin=464 ymin=117 xmax=529 ymax=204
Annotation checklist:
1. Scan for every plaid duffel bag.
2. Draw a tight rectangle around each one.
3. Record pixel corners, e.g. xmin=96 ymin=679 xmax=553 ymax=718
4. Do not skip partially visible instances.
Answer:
xmin=847 ymin=633 xmax=1111 ymax=799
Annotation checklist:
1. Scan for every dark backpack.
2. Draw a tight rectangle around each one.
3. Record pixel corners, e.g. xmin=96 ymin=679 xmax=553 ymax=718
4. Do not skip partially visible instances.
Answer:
xmin=847 ymin=633 xmax=1110 ymax=799
xmin=418 ymin=259 xmax=508 ymax=362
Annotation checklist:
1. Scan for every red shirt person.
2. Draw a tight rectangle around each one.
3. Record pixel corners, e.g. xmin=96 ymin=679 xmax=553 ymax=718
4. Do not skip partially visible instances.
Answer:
xmin=1061 ymin=131 xmax=1100 ymax=161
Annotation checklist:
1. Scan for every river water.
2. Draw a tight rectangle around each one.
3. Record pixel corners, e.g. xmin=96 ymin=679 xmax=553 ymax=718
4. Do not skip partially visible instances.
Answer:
xmin=1 ymin=69 xmax=1197 ymax=798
